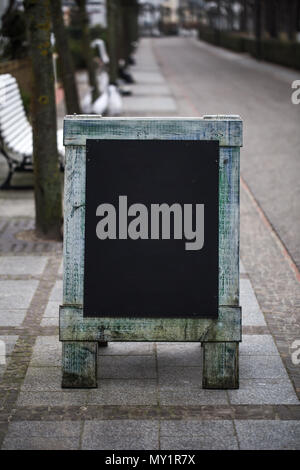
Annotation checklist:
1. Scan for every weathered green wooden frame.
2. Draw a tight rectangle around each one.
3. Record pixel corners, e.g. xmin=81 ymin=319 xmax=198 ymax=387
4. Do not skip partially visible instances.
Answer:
xmin=60 ymin=115 xmax=242 ymax=389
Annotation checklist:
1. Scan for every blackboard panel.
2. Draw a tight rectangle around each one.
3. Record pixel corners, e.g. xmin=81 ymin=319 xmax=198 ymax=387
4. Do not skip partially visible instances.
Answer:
xmin=84 ymin=139 xmax=219 ymax=318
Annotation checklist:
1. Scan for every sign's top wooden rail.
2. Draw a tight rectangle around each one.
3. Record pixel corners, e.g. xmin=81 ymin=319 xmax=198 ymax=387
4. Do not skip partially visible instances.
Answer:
xmin=63 ymin=115 xmax=243 ymax=148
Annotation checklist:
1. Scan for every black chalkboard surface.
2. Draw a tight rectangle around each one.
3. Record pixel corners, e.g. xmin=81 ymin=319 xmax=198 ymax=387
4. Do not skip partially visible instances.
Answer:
xmin=84 ymin=139 xmax=219 ymax=318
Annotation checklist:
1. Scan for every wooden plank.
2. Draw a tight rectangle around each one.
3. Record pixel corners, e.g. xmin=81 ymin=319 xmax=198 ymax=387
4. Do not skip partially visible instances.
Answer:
xmin=202 ymin=307 xmax=241 ymax=342
xmin=202 ymin=342 xmax=239 ymax=389
xmin=62 ymin=341 xmax=97 ymax=388
xmin=63 ymin=145 xmax=85 ymax=305
xmin=219 ymin=147 xmax=240 ymax=305
xmin=59 ymin=306 xmax=241 ymax=342
xmin=63 ymin=145 xmax=240 ymax=306
xmin=63 ymin=116 xmax=243 ymax=147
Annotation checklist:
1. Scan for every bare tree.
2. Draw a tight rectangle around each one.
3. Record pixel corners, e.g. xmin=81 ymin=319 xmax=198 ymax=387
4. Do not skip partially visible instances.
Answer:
xmin=75 ymin=0 xmax=100 ymax=101
xmin=297 ymin=0 xmax=300 ymax=36
xmin=287 ymin=0 xmax=298 ymax=41
xmin=24 ymin=0 xmax=62 ymax=239
xmin=50 ymin=0 xmax=81 ymax=113
xmin=254 ymin=0 xmax=262 ymax=57
xmin=240 ymin=0 xmax=249 ymax=33
xmin=107 ymin=0 xmax=119 ymax=84
xmin=224 ymin=0 xmax=234 ymax=31
xmin=263 ymin=0 xmax=278 ymax=38
xmin=121 ymin=0 xmax=139 ymax=66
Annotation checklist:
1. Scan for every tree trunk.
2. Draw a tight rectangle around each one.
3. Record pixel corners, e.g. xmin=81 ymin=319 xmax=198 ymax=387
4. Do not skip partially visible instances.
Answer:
xmin=24 ymin=0 xmax=62 ymax=239
xmin=240 ymin=0 xmax=248 ymax=33
xmin=50 ymin=0 xmax=81 ymax=114
xmin=287 ymin=0 xmax=298 ymax=41
xmin=254 ymin=0 xmax=262 ymax=58
xmin=107 ymin=0 xmax=119 ymax=84
xmin=75 ymin=0 xmax=99 ymax=101
xmin=225 ymin=0 xmax=234 ymax=31
xmin=278 ymin=0 xmax=286 ymax=38
xmin=215 ymin=0 xmax=221 ymax=45
xmin=265 ymin=0 xmax=278 ymax=38
xmin=297 ymin=0 xmax=300 ymax=35
xmin=121 ymin=0 xmax=139 ymax=66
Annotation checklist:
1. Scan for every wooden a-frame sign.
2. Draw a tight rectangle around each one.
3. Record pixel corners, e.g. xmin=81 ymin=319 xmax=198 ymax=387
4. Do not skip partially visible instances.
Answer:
xmin=60 ymin=115 xmax=242 ymax=390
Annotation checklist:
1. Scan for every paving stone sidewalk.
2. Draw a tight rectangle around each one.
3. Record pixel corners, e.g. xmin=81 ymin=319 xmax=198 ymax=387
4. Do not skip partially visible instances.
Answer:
xmin=0 ymin=38 xmax=299 ymax=450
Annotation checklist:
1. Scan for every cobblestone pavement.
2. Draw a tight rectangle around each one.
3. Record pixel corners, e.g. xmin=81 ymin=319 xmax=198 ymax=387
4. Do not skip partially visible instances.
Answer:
xmin=0 ymin=38 xmax=299 ymax=450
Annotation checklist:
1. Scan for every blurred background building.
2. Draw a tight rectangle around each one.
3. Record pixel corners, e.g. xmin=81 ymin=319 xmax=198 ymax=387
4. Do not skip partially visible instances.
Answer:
xmin=62 ymin=0 xmax=107 ymax=27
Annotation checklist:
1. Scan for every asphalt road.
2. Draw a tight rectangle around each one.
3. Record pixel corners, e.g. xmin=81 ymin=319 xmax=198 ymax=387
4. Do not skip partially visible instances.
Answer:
xmin=152 ymin=36 xmax=300 ymax=271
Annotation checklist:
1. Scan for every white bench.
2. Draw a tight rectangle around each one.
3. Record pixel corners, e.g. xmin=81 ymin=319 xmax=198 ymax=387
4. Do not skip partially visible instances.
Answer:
xmin=0 ymin=73 xmax=64 ymax=189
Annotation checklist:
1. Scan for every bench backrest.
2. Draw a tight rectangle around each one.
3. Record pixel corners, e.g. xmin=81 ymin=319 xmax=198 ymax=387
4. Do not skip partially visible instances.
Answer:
xmin=0 ymin=74 xmax=32 ymax=161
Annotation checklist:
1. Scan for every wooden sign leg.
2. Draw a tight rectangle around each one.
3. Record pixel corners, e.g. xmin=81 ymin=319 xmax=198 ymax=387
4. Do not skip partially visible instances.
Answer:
xmin=62 ymin=341 xmax=98 ymax=388
xmin=202 ymin=341 xmax=239 ymax=389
